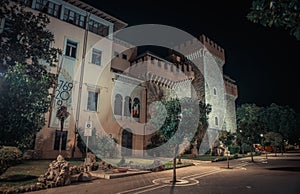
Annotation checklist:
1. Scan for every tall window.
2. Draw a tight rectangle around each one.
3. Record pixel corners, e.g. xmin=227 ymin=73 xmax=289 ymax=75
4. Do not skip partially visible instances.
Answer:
xmin=65 ymin=40 xmax=77 ymax=58
xmin=87 ymin=91 xmax=99 ymax=111
xmin=114 ymin=94 xmax=122 ymax=116
xmin=124 ymin=96 xmax=132 ymax=116
xmin=132 ymin=98 xmax=140 ymax=118
xmin=63 ymin=8 xmax=85 ymax=28
xmin=54 ymin=130 xmax=68 ymax=150
xmin=91 ymin=48 xmax=102 ymax=66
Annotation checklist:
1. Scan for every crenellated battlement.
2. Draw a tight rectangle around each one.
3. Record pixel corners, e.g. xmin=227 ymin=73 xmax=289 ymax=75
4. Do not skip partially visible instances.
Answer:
xmin=128 ymin=52 xmax=195 ymax=85
xmin=199 ymin=34 xmax=225 ymax=62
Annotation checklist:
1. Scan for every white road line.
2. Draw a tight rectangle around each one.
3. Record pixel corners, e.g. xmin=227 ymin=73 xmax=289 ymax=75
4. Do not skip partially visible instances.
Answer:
xmin=134 ymin=185 xmax=167 ymax=194
xmin=117 ymin=183 xmax=160 ymax=194
xmin=181 ymin=169 xmax=222 ymax=179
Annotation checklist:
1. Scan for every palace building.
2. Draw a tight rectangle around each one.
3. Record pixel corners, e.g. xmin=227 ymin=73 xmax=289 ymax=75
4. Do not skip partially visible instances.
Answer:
xmin=1 ymin=0 xmax=238 ymax=158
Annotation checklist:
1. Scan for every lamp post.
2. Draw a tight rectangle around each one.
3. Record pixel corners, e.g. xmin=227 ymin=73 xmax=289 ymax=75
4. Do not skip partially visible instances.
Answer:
xmin=260 ymin=133 xmax=264 ymax=151
xmin=239 ymin=130 xmax=244 ymax=155
xmin=260 ymin=133 xmax=268 ymax=161
xmin=172 ymin=112 xmax=182 ymax=183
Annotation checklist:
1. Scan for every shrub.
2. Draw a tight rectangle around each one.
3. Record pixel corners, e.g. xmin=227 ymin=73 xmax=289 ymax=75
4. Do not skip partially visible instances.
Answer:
xmin=229 ymin=145 xmax=240 ymax=154
xmin=0 ymin=146 xmax=23 ymax=175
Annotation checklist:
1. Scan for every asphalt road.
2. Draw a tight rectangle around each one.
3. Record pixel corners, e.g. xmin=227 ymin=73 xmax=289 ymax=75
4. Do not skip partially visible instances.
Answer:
xmin=30 ymin=153 xmax=300 ymax=194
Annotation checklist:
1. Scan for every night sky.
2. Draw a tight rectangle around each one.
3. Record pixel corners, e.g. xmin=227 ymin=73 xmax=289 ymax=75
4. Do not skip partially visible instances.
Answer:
xmin=82 ymin=0 xmax=300 ymax=113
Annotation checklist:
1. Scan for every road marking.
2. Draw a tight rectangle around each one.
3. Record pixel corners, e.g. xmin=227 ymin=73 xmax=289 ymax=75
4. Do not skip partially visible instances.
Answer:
xmin=134 ymin=185 xmax=167 ymax=194
xmin=118 ymin=161 xmax=252 ymax=194
xmin=181 ymin=169 xmax=223 ymax=179
xmin=117 ymin=184 xmax=161 ymax=194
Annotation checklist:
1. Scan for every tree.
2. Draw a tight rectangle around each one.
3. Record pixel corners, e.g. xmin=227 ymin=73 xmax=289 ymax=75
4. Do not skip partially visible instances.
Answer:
xmin=56 ymin=106 xmax=70 ymax=132
xmin=0 ymin=0 xmax=61 ymax=149
xmin=264 ymin=131 xmax=283 ymax=156
xmin=150 ymin=97 xmax=208 ymax=182
xmin=0 ymin=63 xmax=51 ymax=150
xmin=56 ymin=105 xmax=70 ymax=153
xmin=236 ymin=103 xmax=264 ymax=162
xmin=260 ymin=103 xmax=297 ymax=142
xmin=192 ymin=101 xmax=211 ymax=155
xmin=247 ymin=0 xmax=300 ymax=40
xmin=218 ymin=130 xmax=235 ymax=148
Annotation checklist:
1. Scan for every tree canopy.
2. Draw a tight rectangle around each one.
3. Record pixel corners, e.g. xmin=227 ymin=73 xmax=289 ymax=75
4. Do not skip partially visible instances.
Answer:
xmin=0 ymin=0 xmax=61 ymax=149
xmin=260 ymin=103 xmax=297 ymax=141
xmin=247 ymin=0 xmax=300 ymax=40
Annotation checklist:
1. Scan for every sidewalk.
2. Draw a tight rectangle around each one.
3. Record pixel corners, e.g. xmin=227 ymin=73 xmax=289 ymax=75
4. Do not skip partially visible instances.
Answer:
xmin=89 ymin=169 xmax=151 ymax=179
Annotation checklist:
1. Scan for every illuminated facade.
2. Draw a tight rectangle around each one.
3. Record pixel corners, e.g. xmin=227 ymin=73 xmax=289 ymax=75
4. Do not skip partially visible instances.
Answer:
xmin=3 ymin=0 xmax=238 ymax=158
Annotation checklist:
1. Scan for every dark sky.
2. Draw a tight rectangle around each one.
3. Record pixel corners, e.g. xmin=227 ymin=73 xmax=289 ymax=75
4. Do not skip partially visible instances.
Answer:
xmin=82 ymin=0 xmax=300 ymax=112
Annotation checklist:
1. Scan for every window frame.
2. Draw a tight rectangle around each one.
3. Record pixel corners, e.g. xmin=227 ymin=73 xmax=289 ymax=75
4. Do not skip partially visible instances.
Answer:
xmin=86 ymin=90 xmax=100 ymax=112
xmin=65 ymin=39 xmax=78 ymax=59
xmin=91 ymin=48 xmax=102 ymax=66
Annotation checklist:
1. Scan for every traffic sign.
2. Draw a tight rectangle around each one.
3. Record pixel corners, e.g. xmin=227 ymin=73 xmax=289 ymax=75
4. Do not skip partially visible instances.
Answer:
xmin=84 ymin=121 xmax=92 ymax=136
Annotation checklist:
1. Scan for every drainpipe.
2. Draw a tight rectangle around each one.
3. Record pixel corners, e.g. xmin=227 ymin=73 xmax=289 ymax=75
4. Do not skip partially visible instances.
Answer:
xmin=72 ymin=11 xmax=91 ymax=158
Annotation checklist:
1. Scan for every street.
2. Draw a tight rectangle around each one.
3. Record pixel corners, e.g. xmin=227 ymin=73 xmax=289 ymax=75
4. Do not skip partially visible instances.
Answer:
xmin=31 ymin=153 xmax=300 ymax=194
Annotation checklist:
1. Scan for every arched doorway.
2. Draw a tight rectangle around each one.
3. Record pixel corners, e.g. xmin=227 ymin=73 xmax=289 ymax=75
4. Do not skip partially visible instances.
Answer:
xmin=121 ymin=128 xmax=133 ymax=156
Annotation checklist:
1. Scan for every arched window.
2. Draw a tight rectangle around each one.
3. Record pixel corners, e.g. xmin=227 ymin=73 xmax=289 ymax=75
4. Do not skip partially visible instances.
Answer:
xmin=124 ymin=96 xmax=132 ymax=116
xmin=215 ymin=117 xmax=219 ymax=126
xmin=114 ymin=94 xmax=122 ymax=116
xmin=132 ymin=98 xmax=140 ymax=118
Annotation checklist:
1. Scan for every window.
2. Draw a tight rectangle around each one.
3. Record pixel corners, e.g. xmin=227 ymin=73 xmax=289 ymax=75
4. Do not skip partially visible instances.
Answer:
xmin=132 ymin=98 xmax=140 ymax=118
xmin=91 ymin=48 xmax=102 ymax=66
xmin=47 ymin=1 xmax=60 ymax=18
xmin=88 ymin=19 xmax=109 ymax=37
xmin=215 ymin=117 xmax=219 ymax=126
xmin=65 ymin=40 xmax=77 ymax=58
xmin=54 ymin=130 xmax=68 ymax=150
xmin=122 ymin=54 xmax=127 ymax=60
xmin=63 ymin=8 xmax=85 ymax=28
xmin=35 ymin=0 xmax=46 ymax=11
xmin=213 ymin=88 xmax=217 ymax=96
xmin=114 ymin=94 xmax=122 ymax=116
xmin=34 ymin=0 xmax=60 ymax=18
xmin=87 ymin=91 xmax=99 ymax=111
xmin=124 ymin=96 xmax=132 ymax=116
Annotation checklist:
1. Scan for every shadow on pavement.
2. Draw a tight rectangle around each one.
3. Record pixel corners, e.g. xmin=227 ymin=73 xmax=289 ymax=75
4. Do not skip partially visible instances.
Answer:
xmin=268 ymin=167 xmax=300 ymax=172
